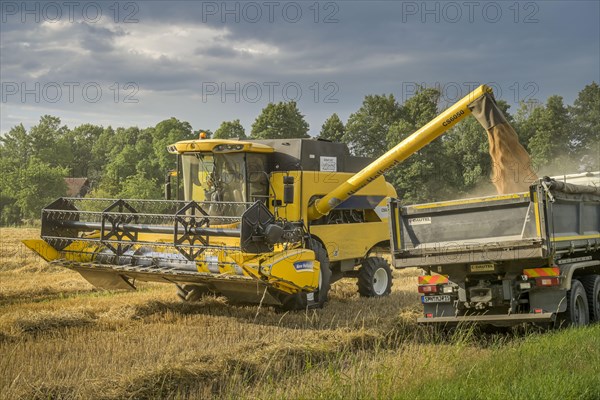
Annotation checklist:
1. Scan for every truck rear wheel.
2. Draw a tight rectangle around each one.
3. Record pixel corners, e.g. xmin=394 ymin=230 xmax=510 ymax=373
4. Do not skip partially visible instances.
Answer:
xmin=580 ymin=275 xmax=600 ymax=323
xmin=357 ymin=257 xmax=393 ymax=297
xmin=559 ymin=279 xmax=590 ymax=327
xmin=278 ymin=240 xmax=332 ymax=311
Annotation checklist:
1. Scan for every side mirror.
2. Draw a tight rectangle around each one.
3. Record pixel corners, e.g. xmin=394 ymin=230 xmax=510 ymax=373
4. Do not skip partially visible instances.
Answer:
xmin=165 ymin=179 xmax=171 ymax=200
xmin=165 ymin=170 xmax=177 ymax=200
xmin=283 ymin=176 xmax=294 ymax=204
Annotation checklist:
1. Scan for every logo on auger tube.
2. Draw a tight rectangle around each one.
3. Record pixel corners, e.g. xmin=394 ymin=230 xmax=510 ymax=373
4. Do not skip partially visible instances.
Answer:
xmin=442 ymin=110 xmax=465 ymax=126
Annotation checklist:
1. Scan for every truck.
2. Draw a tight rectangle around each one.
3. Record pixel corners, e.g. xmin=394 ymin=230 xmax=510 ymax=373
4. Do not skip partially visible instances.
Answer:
xmin=389 ymin=172 xmax=600 ymax=327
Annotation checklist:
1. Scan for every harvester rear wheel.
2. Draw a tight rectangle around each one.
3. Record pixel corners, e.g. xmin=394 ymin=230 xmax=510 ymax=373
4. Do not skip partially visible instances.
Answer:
xmin=357 ymin=257 xmax=392 ymax=297
xmin=279 ymin=240 xmax=331 ymax=311
xmin=176 ymin=284 xmax=212 ymax=302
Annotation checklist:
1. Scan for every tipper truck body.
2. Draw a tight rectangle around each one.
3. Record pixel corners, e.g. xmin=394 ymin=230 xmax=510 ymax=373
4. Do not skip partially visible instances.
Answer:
xmin=389 ymin=172 xmax=600 ymax=327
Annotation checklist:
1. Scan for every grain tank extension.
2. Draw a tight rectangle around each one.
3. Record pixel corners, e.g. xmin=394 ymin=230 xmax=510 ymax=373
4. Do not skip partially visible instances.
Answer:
xmin=24 ymin=85 xmax=500 ymax=309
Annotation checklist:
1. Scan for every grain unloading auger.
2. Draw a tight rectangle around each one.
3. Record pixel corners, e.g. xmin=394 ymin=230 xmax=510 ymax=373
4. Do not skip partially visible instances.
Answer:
xmin=24 ymin=85 xmax=506 ymax=309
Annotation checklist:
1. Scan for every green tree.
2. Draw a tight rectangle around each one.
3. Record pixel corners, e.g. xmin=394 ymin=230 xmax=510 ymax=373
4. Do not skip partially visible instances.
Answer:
xmin=496 ymin=100 xmax=515 ymax=125
xmin=214 ymin=119 xmax=246 ymax=139
xmin=151 ymin=118 xmax=195 ymax=173
xmin=28 ymin=115 xmax=73 ymax=168
xmin=516 ymin=96 xmax=572 ymax=171
xmin=384 ymin=88 xmax=444 ymax=202
xmin=0 ymin=124 xmax=30 ymax=167
xmin=0 ymin=118 xmax=71 ymax=224
xmin=68 ymin=124 xmax=104 ymax=177
xmin=90 ymin=126 xmax=116 ymax=181
xmin=344 ymin=94 xmax=402 ymax=158
xmin=318 ymin=113 xmax=345 ymax=142
xmin=443 ymin=117 xmax=490 ymax=194
xmin=514 ymin=99 xmax=542 ymax=149
xmin=251 ymin=101 xmax=309 ymax=139
xmin=17 ymin=158 xmax=68 ymax=220
xmin=0 ymin=116 xmax=74 ymax=170
xmin=93 ymin=120 xmax=197 ymax=200
xmin=569 ymin=82 xmax=600 ymax=170
xmin=0 ymin=155 xmax=21 ymax=224
xmin=0 ymin=157 xmax=67 ymax=223
xmin=1 ymin=83 xmax=595 ymax=223
xmin=96 ymin=127 xmax=159 ymax=196
xmin=120 ymin=172 xmax=163 ymax=199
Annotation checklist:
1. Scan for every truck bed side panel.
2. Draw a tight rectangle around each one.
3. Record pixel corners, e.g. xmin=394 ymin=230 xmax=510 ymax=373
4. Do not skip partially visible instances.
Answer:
xmin=548 ymin=187 xmax=600 ymax=252
xmin=389 ymin=182 xmax=600 ymax=269
xmin=389 ymin=193 xmax=544 ymax=268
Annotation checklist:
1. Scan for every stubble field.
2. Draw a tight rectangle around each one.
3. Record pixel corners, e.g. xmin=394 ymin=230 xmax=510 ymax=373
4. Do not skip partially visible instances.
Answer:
xmin=0 ymin=228 xmax=598 ymax=400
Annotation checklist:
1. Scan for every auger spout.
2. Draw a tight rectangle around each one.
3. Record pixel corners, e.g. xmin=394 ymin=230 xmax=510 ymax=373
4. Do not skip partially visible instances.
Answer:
xmin=307 ymin=84 xmax=497 ymax=221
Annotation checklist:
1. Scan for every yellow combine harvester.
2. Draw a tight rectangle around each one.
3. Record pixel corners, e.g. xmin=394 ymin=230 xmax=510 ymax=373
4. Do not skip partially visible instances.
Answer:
xmin=24 ymin=85 xmax=501 ymax=309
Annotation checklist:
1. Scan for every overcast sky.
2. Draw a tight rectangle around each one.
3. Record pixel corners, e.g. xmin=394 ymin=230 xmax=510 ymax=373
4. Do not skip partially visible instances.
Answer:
xmin=1 ymin=1 xmax=599 ymax=136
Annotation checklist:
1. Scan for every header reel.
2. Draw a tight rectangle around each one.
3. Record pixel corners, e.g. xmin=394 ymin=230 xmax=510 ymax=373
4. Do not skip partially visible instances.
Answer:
xmin=41 ymin=197 xmax=306 ymax=263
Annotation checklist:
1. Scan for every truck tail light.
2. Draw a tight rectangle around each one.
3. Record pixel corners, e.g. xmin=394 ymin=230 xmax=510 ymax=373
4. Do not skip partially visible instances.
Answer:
xmin=535 ymin=277 xmax=560 ymax=287
xmin=418 ymin=285 xmax=438 ymax=294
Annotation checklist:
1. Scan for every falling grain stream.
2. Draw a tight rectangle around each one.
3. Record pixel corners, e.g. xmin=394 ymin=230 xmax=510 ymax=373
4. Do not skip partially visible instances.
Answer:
xmin=486 ymin=123 xmax=538 ymax=194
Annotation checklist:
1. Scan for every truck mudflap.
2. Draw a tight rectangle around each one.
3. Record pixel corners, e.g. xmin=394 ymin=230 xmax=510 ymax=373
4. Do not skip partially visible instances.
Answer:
xmin=417 ymin=312 xmax=555 ymax=326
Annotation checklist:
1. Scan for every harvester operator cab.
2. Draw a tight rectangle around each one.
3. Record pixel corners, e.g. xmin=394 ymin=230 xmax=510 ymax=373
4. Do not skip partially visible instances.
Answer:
xmin=182 ymin=151 xmax=270 ymax=217
xmin=167 ymin=139 xmax=274 ymax=217
xmin=184 ymin=152 xmax=245 ymax=203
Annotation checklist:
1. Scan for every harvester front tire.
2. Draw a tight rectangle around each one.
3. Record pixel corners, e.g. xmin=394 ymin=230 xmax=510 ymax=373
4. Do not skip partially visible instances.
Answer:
xmin=279 ymin=240 xmax=331 ymax=311
xmin=357 ymin=257 xmax=392 ymax=297
xmin=580 ymin=275 xmax=600 ymax=323
xmin=558 ymin=279 xmax=589 ymax=327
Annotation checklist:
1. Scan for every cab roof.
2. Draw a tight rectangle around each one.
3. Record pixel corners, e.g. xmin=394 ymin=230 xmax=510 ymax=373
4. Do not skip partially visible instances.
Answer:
xmin=167 ymin=139 xmax=274 ymax=154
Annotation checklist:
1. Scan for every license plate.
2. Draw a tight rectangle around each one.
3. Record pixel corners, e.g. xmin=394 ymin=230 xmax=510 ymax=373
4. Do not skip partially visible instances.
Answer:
xmin=422 ymin=295 xmax=451 ymax=304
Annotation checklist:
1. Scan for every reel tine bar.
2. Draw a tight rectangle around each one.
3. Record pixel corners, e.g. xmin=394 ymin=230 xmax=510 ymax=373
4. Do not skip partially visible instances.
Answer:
xmin=174 ymin=201 xmax=210 ymax=261
xmin=101 ymin=199 xmax=139 ymax=256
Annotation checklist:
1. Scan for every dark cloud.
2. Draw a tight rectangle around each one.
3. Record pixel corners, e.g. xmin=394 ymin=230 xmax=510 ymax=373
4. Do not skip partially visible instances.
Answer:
xmin=1 ymin=1 xmax=599 ymax=135
xmin=199 ymin=44 xmax=239 ymax=58
xmin=78 ymin=22 xmax=125 ymax=52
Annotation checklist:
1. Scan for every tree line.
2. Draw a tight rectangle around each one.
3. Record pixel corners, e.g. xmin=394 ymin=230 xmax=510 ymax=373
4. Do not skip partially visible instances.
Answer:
xmin=0 ymin=82 xmax=597 ymax=225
